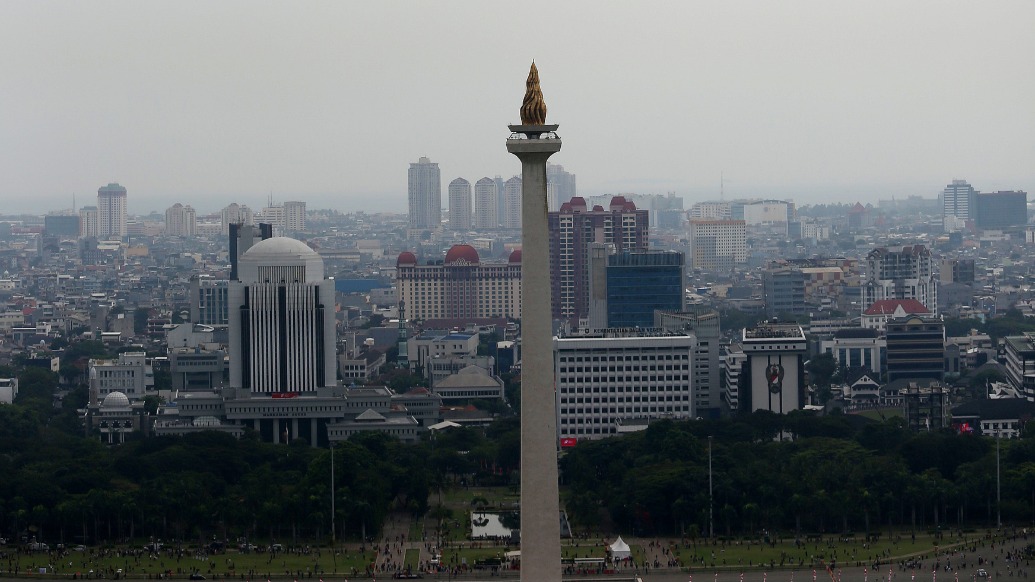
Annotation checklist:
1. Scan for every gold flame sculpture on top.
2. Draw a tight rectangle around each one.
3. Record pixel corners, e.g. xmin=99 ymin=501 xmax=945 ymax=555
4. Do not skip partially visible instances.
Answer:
xmin=520 ymin=61 xmax=547 ymax=125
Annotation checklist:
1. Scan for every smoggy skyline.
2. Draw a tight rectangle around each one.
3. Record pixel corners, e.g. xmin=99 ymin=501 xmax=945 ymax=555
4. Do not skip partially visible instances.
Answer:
xmin=1 ymin=1 xmax=1033 ymax=215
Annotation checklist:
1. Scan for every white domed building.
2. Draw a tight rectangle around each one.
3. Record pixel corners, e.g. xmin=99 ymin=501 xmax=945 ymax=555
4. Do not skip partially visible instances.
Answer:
xmin=226 ymin=237 xmax=343 ymax=445
xmin=84 ymin=390 xmax=148 ymax=445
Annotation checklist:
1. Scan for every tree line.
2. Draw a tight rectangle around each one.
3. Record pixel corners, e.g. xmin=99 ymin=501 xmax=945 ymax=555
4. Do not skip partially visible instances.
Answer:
xmin=561 ymin=411 xmax=1035 ymax=538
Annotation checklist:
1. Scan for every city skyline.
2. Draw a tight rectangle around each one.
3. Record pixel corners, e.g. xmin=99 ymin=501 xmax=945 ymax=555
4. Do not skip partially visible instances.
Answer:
xmin=1 ymin=2 xmax=1033 ymax=215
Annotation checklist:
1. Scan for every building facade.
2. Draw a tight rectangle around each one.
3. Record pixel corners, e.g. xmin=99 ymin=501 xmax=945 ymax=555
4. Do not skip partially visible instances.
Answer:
xmin=554 ymin=330 xmax=695 ymax=442
xmin=396 ymin=245 xmax=522 ymax=321
xmin=549 ymin=196 xmax=649 ymax=321
xmin=976 ymin=191 xmax=1027 ymax=230
xmin=689 ymin=219 xmax=747 ymax=271
xmin=228 ymin=237 xmax=336 ymax=394
xmin=190 ymin=276 xmax=229 ymax=325
xmin=739 ymin=323 xmax=807 ymax=414
xmin=942 ymin=179 xmax=977 ymax=232
xmin=79 ymin=206 xmax=99 ymax=238
xmin=164 ymin=203 xmax=197 ymax=237
xmin=221 ymin=203 xmax=254 ymax=233
xmin=885 ymin=316 xmax=945 ymax=382
xmin=408 ymin=156 xmax=441 ymax=231
xmin=97 ymin=183 xmax=128 ymax=240
xmin=501 ymin=176 xmax=522 ymax=229
xmin=589 ymin=249 xmax=684 ymax=328
xmin=448 ymin=178 xmax=472 ymax=231
xmin=283 ymin=201 xmax=306 ymax=232
xmin=473 ymin=177 xmax=498 ymax=230
xmin=863 ymin=245 xmax=938 ymax=315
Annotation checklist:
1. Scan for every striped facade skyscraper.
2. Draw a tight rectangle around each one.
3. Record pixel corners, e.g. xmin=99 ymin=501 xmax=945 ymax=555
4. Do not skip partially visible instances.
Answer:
xmin=228 ymin=237 xmax=336 ymax=394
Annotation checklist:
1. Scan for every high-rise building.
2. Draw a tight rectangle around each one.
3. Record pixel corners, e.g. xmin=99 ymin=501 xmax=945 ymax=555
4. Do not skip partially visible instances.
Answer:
xmin=228 ymin=237 xmax=336 ymax=394
xmin=408 ymin=156 xmax=441 ymax=230
xmin=587 ymin=247 xmax=685 ymax=328
xmin=501 ymin=176 xmax=522 ymax=229
xmin=546 ymin=163 xmax=576 ymax=211
xmin=494 ymin=175 xmax=506 ymax=226
xmin=190 ymin=276 xmax=229 ymax=325
xmin=284 ymin=201 xmax=306 ymax=232
xmin=79 ymin=206 xmax=99 ymax=238
xmin=229 ymin=223 xmax=273 ymax=281
xmin=942 ymin=179 xmax=977 ymax=232
xmin=221 ymin=203 xmax=254 ymax=233
xmin=473 ymin=177 xmax=498 ymax=230
xmin=447 ymin=178 xmax=472 ymax=231
xmin=688 ymin=219 xmax=746 ymax=271
xmin=97 ymin=183 xmax=128 ymax=240
xmin=976 ymin=191 xmax=1027 ymax=230
xmin=164 ymin=203 xmax=197 ymax=237
xmin=862 ymin=245 xmax=938 ymax=315
xmin=549 ymin=196 xmax=649 ymax=321
xmin=396 ymin=246 xmax=522 ymax=320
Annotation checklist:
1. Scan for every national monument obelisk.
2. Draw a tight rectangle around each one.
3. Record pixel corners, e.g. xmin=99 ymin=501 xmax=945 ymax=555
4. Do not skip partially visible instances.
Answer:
xmin=507 ymin=62 xmax=562 ymax=582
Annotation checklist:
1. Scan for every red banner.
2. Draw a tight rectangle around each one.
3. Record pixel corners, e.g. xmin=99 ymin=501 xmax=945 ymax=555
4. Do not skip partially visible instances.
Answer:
xmin=560 ymin=437 xmax=577 ymax=448
xmin=272 ymin=392 xmax=298 ymax=399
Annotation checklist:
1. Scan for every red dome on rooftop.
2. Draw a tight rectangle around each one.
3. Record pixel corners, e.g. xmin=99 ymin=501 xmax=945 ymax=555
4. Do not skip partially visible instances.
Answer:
xmin=508 ymin=249 xmax=522 ymax=264
xmin=397 ymin=251 xmax=418 ymax=266
xmin=445 ymin=244 xmax=479 ymax=265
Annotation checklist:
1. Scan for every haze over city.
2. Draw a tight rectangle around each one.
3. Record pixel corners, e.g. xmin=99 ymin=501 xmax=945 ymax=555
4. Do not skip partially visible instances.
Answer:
xmin=1 ymin=1 xmax=1033 ymax=215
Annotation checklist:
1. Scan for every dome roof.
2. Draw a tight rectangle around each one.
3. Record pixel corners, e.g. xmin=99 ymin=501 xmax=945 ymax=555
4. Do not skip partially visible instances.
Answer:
xmin=101 ymin=391 xmax=130 ymax=408
xmin=238 ymin=236 xmax=324 ymax=283
xmin=193 ymin=416 xmax=222 ymax=427
xmin=445 ymin=244 xmax=479 ymax=265
xmin=508 ymin=249 xmax=522 ymax=264
xmin=397 ymin=251 xmax=418 ymax=266
xmin=243 ymin=236 xmax=317 ymax=260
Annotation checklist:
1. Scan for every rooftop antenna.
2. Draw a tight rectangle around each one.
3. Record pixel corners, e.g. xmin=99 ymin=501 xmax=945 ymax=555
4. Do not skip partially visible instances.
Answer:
xmin=72 ymin=192 xmax=76 ymax=213
xmin=720 ymin=172 xmax=725 ymax=201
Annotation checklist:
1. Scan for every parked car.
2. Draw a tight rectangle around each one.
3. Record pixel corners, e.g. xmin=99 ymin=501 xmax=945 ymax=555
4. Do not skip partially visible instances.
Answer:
xmin=977 ymin=570 xmax=989 ymax=578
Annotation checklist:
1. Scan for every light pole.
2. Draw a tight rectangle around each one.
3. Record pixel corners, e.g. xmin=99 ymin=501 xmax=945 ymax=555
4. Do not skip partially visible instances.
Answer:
xmin=996 ymin=430 xmax=1002 ymax=529
xmin=331 ymin=442 xmax=336 ymax=544
xmin=709 ymin=435 xmax=714 ymax=539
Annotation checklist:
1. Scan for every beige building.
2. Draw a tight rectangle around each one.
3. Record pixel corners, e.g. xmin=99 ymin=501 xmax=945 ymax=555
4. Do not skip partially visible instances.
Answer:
xmin=396 ymin=244 xmax=522 ymax=321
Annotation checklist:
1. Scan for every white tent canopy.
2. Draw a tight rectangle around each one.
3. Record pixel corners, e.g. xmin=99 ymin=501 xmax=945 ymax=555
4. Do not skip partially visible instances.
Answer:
xmin=609 ymin=536 xmax=631 ymax=560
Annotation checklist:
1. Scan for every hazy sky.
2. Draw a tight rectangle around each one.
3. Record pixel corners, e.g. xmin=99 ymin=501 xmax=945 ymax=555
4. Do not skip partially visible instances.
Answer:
xmin=2 ymin=1 xmax=1033 ymax=216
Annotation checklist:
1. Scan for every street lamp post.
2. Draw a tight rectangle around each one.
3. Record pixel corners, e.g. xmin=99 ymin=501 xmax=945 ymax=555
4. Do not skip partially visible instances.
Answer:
xmin=996 ymin=430 xmax=1002 ymax=529
xmin=709 ymin=435 xmax=714 ymax=539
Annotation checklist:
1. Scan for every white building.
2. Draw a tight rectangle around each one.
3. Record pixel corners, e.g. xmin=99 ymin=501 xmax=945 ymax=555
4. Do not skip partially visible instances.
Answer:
xmin=284 ymin=201 xmax=306 ymax=232
xmin=221 ymin=203 xmax=254 ymax=233
xmin=743 ymin=199 xmax=792 ymax=234
xmin=97 ymin=183 xmax=128 ymax=240
xmin=818 ymin=328 xmax=885 ymax=376
xmin=689 ymin=201 xmax=731 ymax=220
xmin=88 ymin=352 xmax=154 ymax=403
xmin=502 ymin=176 xmax=522 ymax=229
xmin=448 ymin=178 xmax=472 ymax=231
xmin=740 ymin=323 xmax=807 ymax=414
xmin=688 ymin=219 xmax=747 ymax=271
xmin=474 ymin=177 xmax=498 ymax=230
xmin=79 ymin=206 xmax=99 ymax=238
xmin=942 ymin=179 xmax=977 ymax=232
xmin=408 ymin=156 xmax=441 ymax=231
xmin=862 ymin=245 xmax=938 ymax=315
xmin=721 ymin=343 xmax=747 ymax=412
xmin=164 ymin=203 xmax=197 ymax=237
xmin=553 ymin=330 xmax=695 ymax=442
xmin=228 ymin=237 xmax=337 ymax=394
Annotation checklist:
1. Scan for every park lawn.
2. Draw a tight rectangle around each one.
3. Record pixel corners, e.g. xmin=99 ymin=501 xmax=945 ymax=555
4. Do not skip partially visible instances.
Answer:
xmin=404 ymin=548 xmax=421 ymax=570
xmin=855 ymin=408 xmax=904 ymax=421
xmin=672 ymin=532 xmax=972 ymax=571
xmin=49 ymin=548 xmax=376 ymax=579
